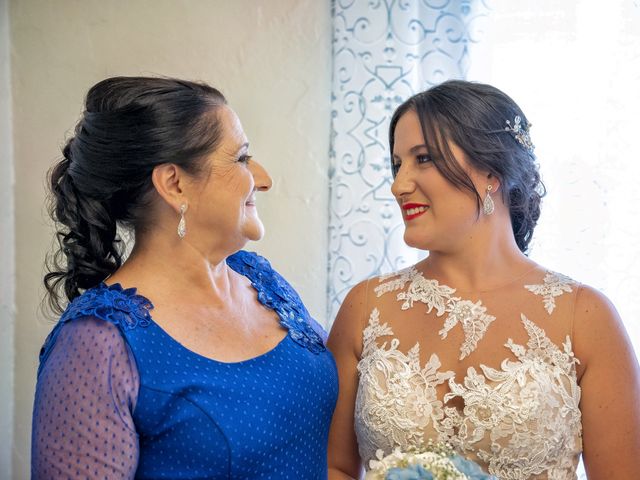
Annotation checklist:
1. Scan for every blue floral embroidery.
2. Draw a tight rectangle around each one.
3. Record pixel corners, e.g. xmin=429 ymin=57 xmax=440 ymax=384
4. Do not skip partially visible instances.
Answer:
xmin=38 ymin=283 xmax=152 ymax=375
xmin=227 ymin=251 xmax=326 ymax=354
xmin=60 ymin=282 xmax=153 ymax=329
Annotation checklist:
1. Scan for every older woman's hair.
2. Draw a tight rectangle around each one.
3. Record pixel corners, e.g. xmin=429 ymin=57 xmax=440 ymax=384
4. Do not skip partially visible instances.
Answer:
xmin=45 ymin=77 xmax=227 ymax=313
xmin=389 ymin=80 xmax=545 ymax=254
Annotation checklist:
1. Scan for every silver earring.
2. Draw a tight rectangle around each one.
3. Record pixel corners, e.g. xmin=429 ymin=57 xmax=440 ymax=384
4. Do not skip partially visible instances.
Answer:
xmin=483 ymin=185 xmax=495 ymax=216
xmin=177 ymin=204 xmax=187 ymax=238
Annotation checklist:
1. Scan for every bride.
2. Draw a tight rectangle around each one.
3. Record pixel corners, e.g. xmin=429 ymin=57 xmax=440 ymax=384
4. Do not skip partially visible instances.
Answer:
xmin=326 ymin=80 xmax=640 ymax=479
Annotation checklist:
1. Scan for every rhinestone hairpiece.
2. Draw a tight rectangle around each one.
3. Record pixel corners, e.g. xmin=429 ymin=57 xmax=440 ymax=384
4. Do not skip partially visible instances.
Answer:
xmin=505 ymin=115 xmax=534 ymax=153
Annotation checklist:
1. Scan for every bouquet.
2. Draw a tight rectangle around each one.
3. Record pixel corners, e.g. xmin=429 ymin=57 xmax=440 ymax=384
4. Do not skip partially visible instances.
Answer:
xmin=365 ymin=442 xmax=496 ymax=480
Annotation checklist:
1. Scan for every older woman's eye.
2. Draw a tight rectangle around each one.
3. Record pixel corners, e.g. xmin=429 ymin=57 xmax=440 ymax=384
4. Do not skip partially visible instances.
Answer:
xmin=238 ymin=155 xmax=252 ymax=164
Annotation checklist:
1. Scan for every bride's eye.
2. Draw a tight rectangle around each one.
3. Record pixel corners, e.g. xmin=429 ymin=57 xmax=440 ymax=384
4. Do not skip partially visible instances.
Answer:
xmin=391 ymin=160 xmax=401 ymax=178
xmin=416 ymin=154 xmax=432 ymax=165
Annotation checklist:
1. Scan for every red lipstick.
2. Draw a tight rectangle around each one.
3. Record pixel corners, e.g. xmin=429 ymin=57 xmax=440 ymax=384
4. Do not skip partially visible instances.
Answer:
xmin=402 ymin=202 xmax=429 ymax=221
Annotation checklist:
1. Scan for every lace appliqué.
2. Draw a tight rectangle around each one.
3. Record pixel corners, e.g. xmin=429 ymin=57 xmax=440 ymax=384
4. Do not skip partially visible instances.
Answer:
xmin=441 ymin=314 xmax=582 ymax=479
xmin=355 ymin=309 xmax=582 ymax=479
xmin=60 ymin=283 xmax=153 ymax=329
xmin=356 ymin=269 xmax=582 ymax=478
xmin=227 ymin=251 xmax=326 ymax=354
xmin=355 ymin=308 xmax=454 ymax=466
xmin=39 ymin=283 xmax=153 ymax=373
xmin=375 ymin=267 xmax=495 ymax=360
xmin=439 ymin=300 xmax=496 ymax=361
xmin=524 ymin=272 xmax=576 ymax=314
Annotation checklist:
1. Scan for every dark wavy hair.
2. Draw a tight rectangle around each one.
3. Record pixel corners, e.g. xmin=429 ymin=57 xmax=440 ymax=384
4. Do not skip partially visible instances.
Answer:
xmin=44 ymin=76 xmax=227 ymax=314
xmin=389 ymin=80 xmax=545 ymax=254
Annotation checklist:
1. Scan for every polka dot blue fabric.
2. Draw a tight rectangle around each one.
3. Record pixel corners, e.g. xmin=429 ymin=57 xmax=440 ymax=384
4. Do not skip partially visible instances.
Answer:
xmin=32 ymin=251 xmax=339 ymax=479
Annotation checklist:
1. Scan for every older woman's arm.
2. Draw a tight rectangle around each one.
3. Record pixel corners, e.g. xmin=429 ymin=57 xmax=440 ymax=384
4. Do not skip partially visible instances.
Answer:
xmin=32 ymin=317 xmax=140 ymax=479
xmin=574 ymin=286 xmax=640 ymax=479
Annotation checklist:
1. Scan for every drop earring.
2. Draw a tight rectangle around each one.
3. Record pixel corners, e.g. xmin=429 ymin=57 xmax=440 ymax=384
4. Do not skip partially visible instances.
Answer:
xmin=177 ymin=203 xmax=188 ymax=239
xmin=483 ymin=185 xmax=495 ymax=216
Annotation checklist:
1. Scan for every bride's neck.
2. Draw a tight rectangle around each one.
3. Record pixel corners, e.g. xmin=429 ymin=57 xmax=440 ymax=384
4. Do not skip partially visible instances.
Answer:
xmin=420 ymin=238 xmax=535 ymax=292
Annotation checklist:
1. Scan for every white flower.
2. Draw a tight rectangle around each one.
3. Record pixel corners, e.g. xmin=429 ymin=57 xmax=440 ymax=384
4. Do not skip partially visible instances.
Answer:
xmin=365 ymin=446 xmax=470 ymax=480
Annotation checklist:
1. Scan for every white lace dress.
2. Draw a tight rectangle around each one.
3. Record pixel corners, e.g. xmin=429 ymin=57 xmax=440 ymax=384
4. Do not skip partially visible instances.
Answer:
xmin=354 ymin=267 xmax=583 ymax=480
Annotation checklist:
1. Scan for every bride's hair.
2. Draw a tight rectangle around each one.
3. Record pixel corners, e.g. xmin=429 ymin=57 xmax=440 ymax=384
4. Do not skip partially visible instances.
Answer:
xmin=44 ymin=76 xmax=227 ymax=314
xmin=389 ymin=80 xmax=545 ymax=254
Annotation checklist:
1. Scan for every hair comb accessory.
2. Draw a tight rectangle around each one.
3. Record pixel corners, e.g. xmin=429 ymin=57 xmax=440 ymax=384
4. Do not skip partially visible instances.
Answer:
xmin=505 ymin=115 xmax=534 ymax=153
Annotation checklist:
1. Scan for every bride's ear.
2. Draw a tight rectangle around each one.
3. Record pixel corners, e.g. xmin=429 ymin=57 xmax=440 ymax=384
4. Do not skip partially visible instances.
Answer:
xmin=486 ymin=172 xmax=502 ymax=194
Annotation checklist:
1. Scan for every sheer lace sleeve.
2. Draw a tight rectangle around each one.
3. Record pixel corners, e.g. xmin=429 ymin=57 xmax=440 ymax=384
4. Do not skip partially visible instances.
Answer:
xmin=32 ymin=316 xmax=140 ymax=479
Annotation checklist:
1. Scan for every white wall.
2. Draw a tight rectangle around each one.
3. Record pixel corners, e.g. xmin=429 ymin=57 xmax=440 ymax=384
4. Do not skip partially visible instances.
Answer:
xmin=0 ymin=0 xmax=15 ymax=477
xmin=10 ymin=1 xmax=331 ymax=477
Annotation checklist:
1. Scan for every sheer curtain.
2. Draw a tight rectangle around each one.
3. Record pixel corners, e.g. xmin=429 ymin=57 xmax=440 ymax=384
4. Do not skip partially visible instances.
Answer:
xmin=327 ymin=0 xmax=491 ymax=321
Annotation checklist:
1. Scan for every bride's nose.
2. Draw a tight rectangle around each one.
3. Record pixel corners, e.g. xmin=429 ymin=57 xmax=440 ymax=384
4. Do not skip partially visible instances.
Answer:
xmin=391 ymin=162 xmax=415 ymax=199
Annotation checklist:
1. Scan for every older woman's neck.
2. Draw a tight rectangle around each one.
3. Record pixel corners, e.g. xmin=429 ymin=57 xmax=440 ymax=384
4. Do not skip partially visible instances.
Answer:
xmin=107 ymin=230 xmax=239 ymax=301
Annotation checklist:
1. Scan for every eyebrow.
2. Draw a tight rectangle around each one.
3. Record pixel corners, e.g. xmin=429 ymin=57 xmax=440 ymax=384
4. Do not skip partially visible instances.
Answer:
xmin=410 ymin=144 xmax=428 ymax=154
xmin=392 ymin=144 xmax=429 ymax=160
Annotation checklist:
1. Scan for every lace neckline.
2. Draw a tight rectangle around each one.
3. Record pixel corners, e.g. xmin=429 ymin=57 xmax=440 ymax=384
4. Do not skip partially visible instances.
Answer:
xmin=444 ymin=264 xmax=539 ymax=294
xmin=382 ymin=263 xmax=540 ymax=294
xmin=524 ymin=271 xmax=576 ymax=314
xmin=374 ymin=266 xmax=577 ymax=360
xmin=375 ymin=267 xmax=495 ymax=360
xmin=361 ymin=307 xmax=580 ymax=383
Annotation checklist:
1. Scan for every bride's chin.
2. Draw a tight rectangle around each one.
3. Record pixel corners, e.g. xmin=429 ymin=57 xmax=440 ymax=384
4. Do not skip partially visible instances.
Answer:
xmin=403 ymin=232 xmax=430 ymax=250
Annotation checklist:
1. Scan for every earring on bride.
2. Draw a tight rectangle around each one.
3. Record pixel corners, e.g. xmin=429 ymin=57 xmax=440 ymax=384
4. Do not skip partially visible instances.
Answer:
xmin=177 ymin=203 xmax=188 ymax=239
xmin=483 ymin=185 xmax=495 ymax=216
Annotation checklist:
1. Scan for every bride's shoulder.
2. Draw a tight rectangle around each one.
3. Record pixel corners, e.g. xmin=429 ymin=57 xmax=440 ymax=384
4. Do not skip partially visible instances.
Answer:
xmin=522 ymin=264 xmax=580 ymax=286
xmin=342 ymin=265 xmax=419 ymax=307
xmin=572 ymin=280 xmax=620 ymax=328
xmin=524 ymin=265 xmax=612 ymax=311
xmin=335 ymin=276 xmax=377 ymax=321
xmin=329 ymin=272 xmax=396 ymax=351
xmin=564 ymin=278 xmax=626 ymax=365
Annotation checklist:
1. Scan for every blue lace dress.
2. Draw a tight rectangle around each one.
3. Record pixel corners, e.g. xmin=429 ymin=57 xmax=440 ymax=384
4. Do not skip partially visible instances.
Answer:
xmin=32 ymin=251 xmax=338 ymax=479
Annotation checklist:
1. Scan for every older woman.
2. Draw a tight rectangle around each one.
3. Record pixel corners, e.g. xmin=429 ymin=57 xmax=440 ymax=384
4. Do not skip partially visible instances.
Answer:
xmin=32 ymin=77 xmax=338 ymax=479
xmin=327 ymin=80 xmax=640 ymax=479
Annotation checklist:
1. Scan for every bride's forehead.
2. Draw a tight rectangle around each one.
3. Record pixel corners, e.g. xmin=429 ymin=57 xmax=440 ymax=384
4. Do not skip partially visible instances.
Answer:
xmin=393 ymin=111 xmax=444 ymax=151
xmin=393 ymin=116 xmax=427 ymax=154
xmin=395 ymin=110 xmax=423 ymax=135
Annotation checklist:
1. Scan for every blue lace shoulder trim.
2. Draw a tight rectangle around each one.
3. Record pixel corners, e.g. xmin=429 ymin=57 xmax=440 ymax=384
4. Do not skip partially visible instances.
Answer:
xmin=38 ymin=283 xmax=152 ymax=375
xmin=59 ymin=282 xmax=154 ymax=329
xmin=227 ymin=251 xmax=326 ymax=354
